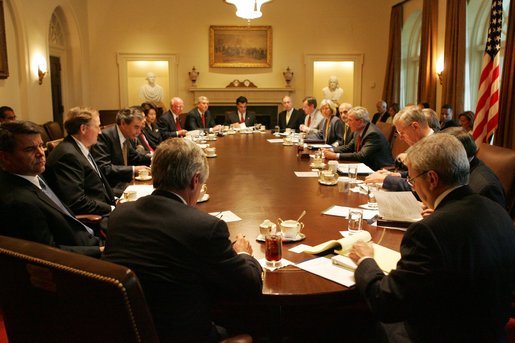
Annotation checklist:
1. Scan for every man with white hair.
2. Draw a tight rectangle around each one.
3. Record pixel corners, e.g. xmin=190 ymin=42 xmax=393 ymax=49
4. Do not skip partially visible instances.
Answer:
xmin=185 ymin=96 xmax=221 ymax=132
xmin=323 ymin=106 xmax=393 ymax=170
xmin=338 ymin=102 xmax=353 ymax=145
xmin=350 ymin=133 xmax=515 ymax=342
xmin=277 ymin=95 xmax=305 ymax=132
xmin=372 ymin=100 xmax=388 ymax=124
xmin=157 ymin=97 xmax=188 ymax=139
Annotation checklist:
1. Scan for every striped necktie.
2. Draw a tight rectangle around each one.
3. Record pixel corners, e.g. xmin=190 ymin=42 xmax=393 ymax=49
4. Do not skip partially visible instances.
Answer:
xmin=122 ymin=140 xmax=128 ymax=166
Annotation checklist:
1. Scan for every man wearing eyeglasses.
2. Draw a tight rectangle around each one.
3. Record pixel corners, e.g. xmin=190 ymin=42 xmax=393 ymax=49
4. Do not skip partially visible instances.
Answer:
xmin=365 ymin=106 xmax=433 ymax=190
xmin=350 ymin=133 xmax=515 ymax=342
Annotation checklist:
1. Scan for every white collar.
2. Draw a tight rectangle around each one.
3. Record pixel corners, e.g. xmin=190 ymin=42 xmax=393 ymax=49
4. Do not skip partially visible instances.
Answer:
xmin=434 ymin=185 xmax=462 ymax=209
xmin=71 ymin=135 xmax=90 ymax=158
xmin=15 ymin=174 xmax=41 ymax=189
xmin=116 ymin=125 xmax=126 ymax=147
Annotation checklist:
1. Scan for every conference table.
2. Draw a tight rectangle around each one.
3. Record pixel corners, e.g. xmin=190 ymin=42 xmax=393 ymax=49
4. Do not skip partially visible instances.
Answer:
xmin=141 ymin=131 xmax=404 ymax=296
xmin=134 ymin=130 xmax=406 ymax=340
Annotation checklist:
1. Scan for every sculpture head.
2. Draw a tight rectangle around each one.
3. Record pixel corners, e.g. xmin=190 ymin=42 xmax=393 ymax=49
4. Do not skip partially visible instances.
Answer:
xmin=146 ymin=72 xmax=157 ymax=85
xmin=328 ymin=76 xmax=339 ymax=91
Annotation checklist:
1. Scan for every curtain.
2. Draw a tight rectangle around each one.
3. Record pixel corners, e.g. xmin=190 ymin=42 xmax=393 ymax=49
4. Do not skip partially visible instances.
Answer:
xmin=495 ymin=0 xmax=515 ymax=148
xmin=382 ymin=5 xmax=403 ymax=106
xmin=441 ymin=0 xmax=466 ymax=116
xmin=417 ymin=0 xmax=438 ymax=109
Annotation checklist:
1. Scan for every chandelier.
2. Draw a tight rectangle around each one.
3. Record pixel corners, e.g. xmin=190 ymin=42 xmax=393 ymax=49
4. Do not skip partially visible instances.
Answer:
xmin=224 ymin=0 xmax=272 ymax=21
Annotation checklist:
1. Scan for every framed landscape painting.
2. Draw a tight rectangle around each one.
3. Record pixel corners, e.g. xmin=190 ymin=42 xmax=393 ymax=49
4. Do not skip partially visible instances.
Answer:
xmin=209 ymin=25 xmax=272 ymax=68
xmin=0 ymin=0 xmax=9 ymax=79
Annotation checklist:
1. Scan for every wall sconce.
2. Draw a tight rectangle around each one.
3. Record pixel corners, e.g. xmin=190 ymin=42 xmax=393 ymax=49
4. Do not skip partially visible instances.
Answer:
xmin=38 ymin=61 xmax=48 ymax=85
xmin=436 ymin=56 xmax=444 ymax=85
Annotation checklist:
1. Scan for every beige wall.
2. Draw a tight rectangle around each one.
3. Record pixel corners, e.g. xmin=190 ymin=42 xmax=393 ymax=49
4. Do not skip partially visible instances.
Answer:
xmin=2 ymin=0 xmax=413 ymax=123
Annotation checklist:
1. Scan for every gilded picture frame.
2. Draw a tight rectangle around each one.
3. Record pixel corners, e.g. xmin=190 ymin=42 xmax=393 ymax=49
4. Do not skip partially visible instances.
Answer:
xmin=209 ymin=25 xmax=272 ymax=68
xmin=0 ymin=0 xmax=9 ymax=79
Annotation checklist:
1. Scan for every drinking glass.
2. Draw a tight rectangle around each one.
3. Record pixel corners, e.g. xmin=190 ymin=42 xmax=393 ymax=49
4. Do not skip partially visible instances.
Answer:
xmin=265 ymin=232 xmax=282 ymax=267
xmin=348 ymin=209 xmax=363 ymax=235
xmin=347 ymin=166 xmax=358 ymax=188
xmin=367 ymin=183 xmax=380 ymax=209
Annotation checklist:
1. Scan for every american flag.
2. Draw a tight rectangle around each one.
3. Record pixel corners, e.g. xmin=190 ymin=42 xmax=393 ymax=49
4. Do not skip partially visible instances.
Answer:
xmin=472 ymin=0 xmax=503 ymax=144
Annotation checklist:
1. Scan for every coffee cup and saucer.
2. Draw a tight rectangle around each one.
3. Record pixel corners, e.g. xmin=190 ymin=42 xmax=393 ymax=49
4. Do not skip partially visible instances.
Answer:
xmin=135 ymin=169 xmax=152 ymax=181
xmin=197 ymin=184 xmax=210 ymax=203
xmin=279 ymin=219 xmax=305 ymax=242
xmin=318 ymin=170 xmax=338 ymax=185
xmin=205 ymin=147 xmax=217 ymax=158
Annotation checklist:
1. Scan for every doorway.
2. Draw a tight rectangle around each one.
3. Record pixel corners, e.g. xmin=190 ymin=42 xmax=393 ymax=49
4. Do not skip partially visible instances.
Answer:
xmin=50 ymin=55 xmax=63 ymax=127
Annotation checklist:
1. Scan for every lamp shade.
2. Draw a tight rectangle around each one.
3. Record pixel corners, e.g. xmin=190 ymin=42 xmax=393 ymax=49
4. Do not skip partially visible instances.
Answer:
xmin=224 ymin=0 xmax=272 ymax=20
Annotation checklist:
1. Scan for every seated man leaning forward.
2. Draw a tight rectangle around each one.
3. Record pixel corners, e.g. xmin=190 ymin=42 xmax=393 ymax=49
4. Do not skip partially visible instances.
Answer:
xmin=350 ymin=133 xmax=515 ymax=342
xmin=91 ymin=107 xmax=151 ymax=196
xmin=102 ymin=138 xmax=263 ymax=342
xmin=323 ymin=106 xmax=393 ymax=171
xmin=0 ymin=121 xmax=101 ymax=257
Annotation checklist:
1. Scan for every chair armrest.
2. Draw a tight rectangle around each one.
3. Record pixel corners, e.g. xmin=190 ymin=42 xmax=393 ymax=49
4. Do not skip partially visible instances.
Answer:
xmin=76 ymin=214 xmax=103 ymax=224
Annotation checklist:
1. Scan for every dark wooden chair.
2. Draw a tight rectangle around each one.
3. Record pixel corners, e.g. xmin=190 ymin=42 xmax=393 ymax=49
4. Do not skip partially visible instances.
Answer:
xmin=38 ymin=125 xmax=51 ymax=144
xmin=43 ymin=121 xmax=64 ymax=140
xmin=390 ymin=134 xmax=410 ymax=160
xmin=0 ymin=235 xmax=159 ymax=343
xmin=179 ymin=112 xmax=188 ymax=129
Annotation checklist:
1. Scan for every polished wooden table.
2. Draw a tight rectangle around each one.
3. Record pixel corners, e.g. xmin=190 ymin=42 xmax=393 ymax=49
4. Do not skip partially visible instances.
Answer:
xmin=190 ymin=131 xmax=404 ymax=299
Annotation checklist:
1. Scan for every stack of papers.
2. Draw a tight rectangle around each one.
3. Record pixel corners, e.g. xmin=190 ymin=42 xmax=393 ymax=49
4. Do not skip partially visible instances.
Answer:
xmin=337 ymin=163 xmax=374 ymax=175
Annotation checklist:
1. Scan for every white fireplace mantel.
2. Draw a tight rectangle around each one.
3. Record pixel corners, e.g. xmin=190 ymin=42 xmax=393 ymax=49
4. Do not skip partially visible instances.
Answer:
xmin=189 ymin=88 xmax=295 ymax=106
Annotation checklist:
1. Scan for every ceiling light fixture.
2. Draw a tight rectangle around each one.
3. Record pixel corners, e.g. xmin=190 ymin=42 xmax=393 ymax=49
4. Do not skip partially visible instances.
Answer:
xmin=224 ymin=0 xmax=272 ymax=22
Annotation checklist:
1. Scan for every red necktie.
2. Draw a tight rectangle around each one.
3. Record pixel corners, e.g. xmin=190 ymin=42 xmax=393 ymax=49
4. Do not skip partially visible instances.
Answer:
xmin=356 ymin=135 xmax=361 ymax=152
xmin=240 ymin=114 xmax=244 ymax=123
xmin=176 ymin=117 xmax=182 ymax=131
xmin=201 ymin=113 xmax=206 ymax=127
xmin=307 ymin=115 xmax=311 ymax=127
xmin=139 ymin=133 xmax=154 ymax=153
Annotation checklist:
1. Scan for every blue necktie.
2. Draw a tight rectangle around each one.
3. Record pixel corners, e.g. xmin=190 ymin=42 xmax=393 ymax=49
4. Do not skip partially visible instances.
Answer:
xmin=38 ymin=177 xmax=94 ymax=235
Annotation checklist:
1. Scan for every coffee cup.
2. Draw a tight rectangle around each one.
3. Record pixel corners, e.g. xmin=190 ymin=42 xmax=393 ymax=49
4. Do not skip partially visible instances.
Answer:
xmin=123 ymin=190 xmax=137 ymax=201
xmin=285 ymin=128 xmax=291 ymax=135
xmin=260 ymin=125 xmax=266 ymax=132
xmin=327 ymin=160 xmax=339 ymax=173
xmin=138 ymin=169 xmax=149 ymax=179
xmin=279 ymin=220 xmax=304 ymax=239
xmin=205 ymin=147 xmax=216 ymax=156
xmin=313 ymin=156 xmax=323 ymax=167
xmin=319 ymin=170 xmax=337 ymax=183
xmin=259 ymin=220 xmax=275 ymax=236
xmin=208 ymin=133 xmax=216 ymax=140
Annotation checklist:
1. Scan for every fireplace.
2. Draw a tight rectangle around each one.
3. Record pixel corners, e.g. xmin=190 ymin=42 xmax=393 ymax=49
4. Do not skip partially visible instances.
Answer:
xmin=189 ymin=87 xmax=295 ymax=129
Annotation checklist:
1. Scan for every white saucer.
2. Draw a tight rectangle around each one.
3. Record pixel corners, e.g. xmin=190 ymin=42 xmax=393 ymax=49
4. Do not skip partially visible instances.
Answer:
xmin=135 ymin=175 xmax=152 ymax=181
xmin=318 ymin=179 xmax=338 ymax=186
xmin=256 ymin=233 xmax=306 ymax=243
xmin=197 ymin=193 xmax=210 ymax=203
xmin=282 ymin=142 xmax=294 ymax=146
xmin=226 ymin=131 xmax=236 ymax=135
xmin=310 ymin=163 xmax=326 ymax=169
xmin=206 ymin=154 xmax=217 ymax=158
xmin=119 ymin=198 xmax=136 ymax=203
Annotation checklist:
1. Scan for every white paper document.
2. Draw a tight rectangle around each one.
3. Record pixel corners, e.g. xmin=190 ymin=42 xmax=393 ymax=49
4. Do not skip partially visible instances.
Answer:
xmin=289 ymin=244 xmax=312 ymax=253
xmin=123 ymin=184 xmax=154 ymax=200
xmin=258 ymin=258 xmax=295 ymax=271
xmin=337 ymin=163 xmax=374 ymax=175
xmin=307 ymin=144 xmax=332 ymax=149
xmin=208 ymin=210 xmax=242 ymax=222
xmin=296 ymin=257 xmax=356 ymax=287
xmin=267 ymin=139 xmax=284 ymax=143
xmin=375 ymin=191 xmax=423 ymax=222
xmin=322 ymin=205 xmax=378 ymax=220
xmin=294 ymin=171 xmax=320 ymax=177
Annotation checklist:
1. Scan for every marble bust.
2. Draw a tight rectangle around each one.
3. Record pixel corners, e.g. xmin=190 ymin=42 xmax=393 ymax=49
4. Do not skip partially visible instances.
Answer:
xmin=139 ymin=72 xmax=164 ymax=103
xmin=322 ymin=76 xmax=343 ymax=103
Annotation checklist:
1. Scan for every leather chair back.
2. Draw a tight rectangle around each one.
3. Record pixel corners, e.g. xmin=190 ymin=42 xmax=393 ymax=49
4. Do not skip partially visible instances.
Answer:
xmin=390 ymin=134 xmax=410 ymax=159
xmin=43 ymin=121 xmax=64 ymax=140
xmin=376 ymin=122 xmax=394 ymax=143
xmin=0 ymin=235 xmax=159 ymax=343
xmin=476 ymin=143 xmax=515 ymax=216
xmin=46 ymin=138 xmax=63 ymax=154
xmin=38 ymin=125 xmax=51 ymax=144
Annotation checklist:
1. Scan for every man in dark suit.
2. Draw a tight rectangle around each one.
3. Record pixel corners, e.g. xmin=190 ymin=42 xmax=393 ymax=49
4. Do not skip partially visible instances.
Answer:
xmin=440 ymin=103 xmax=459 ymax=130
xmin=103 ymin=138 xmax=263 ymax=342
xmin=371 ymin=100 xmax=389 ymax=124
xmin=443 ymin=127 xmax=506 ymax=208
xmin=277 ymin=96 xmax=305 ymax=132
xmin=338 ymin=103 xmax=353 ymax=145
xmin=44 ymin=107 xmax=115 ymax=216
xmin=365 ymin=106 xmax=434 ymax=190
xmin=350 ymin=133 xmax=515 ymax=342
xmin=185 ymin=96 xmax=221 ymax=132
xmin=323 ymin=106 xmax=394 ymax=171
xmin=157 ymin=97 xmax=188 ymax=139
xmin=91 ymin=107 xmax=151 ymax=196
xmin=225 ymin=96 xmax=256 ymax=127
xmin=0 ymin=121 xmax=101 ymax=257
